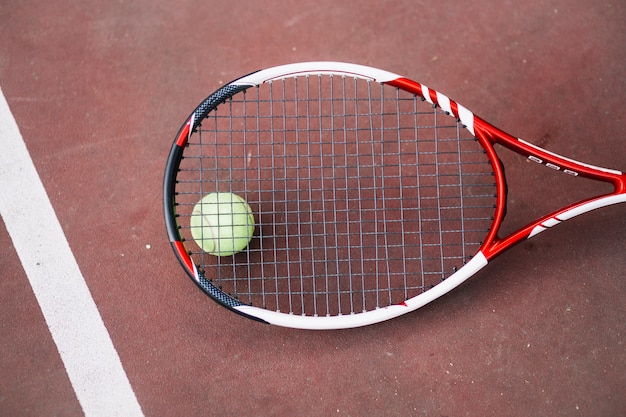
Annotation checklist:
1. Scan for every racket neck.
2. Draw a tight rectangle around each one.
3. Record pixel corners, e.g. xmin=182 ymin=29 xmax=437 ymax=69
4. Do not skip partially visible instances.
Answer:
xmin=474 ymin=117 xmax=626 ymax=260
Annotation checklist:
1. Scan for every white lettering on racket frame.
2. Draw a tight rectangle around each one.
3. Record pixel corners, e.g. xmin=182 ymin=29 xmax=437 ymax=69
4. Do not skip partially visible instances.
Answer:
xmin=519 ymin=138 xmax=622 ymax=176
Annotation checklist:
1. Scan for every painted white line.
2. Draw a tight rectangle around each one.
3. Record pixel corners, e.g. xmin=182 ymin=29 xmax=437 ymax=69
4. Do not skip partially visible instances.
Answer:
xmin=0 ymin=88 xmax=144 ymax=417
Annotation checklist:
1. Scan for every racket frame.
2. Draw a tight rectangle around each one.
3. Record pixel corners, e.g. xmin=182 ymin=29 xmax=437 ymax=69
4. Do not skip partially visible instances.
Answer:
xmin=164 ymin=62 xmax=626 ymax=329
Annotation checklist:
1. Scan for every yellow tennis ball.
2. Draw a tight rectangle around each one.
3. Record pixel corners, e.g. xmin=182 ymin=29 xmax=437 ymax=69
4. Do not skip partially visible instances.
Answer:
xmin=190 ymin=192 xmax=255 ymax=256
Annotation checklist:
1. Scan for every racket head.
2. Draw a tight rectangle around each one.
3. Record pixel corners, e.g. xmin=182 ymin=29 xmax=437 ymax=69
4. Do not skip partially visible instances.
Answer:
xmin=163 ymin=62 xmax=503 ymax=329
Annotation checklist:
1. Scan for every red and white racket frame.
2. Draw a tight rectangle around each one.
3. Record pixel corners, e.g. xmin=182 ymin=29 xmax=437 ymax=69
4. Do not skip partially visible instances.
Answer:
xmin=169 ymin=62 xmax=626 ymax=329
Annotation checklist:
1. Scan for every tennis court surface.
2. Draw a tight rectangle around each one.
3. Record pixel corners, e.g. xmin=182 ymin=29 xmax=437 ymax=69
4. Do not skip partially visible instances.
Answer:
xmin=1 ymin=1 xmax=625 ymax=416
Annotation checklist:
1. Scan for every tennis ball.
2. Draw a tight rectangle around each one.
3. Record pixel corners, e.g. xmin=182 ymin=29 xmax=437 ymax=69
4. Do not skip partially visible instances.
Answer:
xmin=190 ymin=192 xmax=255 ymax=256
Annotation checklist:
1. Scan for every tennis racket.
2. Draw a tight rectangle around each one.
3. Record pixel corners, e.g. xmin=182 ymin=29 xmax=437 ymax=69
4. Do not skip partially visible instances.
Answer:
xmin=163 ymin=62 xmax=625 ymax=330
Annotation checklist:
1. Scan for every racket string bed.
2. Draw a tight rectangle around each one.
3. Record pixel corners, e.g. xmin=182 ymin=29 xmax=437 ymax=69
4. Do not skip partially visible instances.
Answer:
xmin=173 ymin=74 xmax=497 ymax=317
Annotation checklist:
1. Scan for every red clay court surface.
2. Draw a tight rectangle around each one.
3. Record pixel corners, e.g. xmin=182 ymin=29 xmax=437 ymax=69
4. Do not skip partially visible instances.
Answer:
xmin=1 ymin=1 xmax=625 ymax=416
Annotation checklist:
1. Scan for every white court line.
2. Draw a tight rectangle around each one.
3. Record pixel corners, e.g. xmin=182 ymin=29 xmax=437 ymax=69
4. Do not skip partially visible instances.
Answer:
xmin=0 ymin=88 xmax=144 ymax=417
